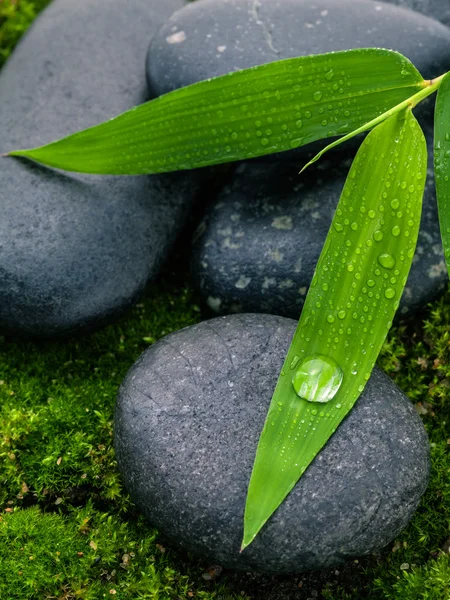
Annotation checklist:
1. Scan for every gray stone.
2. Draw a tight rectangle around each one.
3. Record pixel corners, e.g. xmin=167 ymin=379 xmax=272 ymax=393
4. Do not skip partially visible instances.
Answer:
xmin=146 ymin=0 xmax=450 ymax=165
xmin=380 ymin=0 xmax=450 ymax=28
xmin=0 ymin=0 xmax=199 ymax=337
xmin=192 ymin=121 xmax=446 ymax=319
xmin=115 ymin=313 xmax=430 ymax=573
xmin=147 ymin=0 xmax=450 ymax=97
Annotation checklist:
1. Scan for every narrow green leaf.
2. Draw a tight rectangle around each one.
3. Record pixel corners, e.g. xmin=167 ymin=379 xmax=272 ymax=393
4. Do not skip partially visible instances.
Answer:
xmin=7 ymin=49 xmax=425 ymax=174
xmin=242 ymin=109 xmax=427 ymax=550
xmin=301 ymin=76 xmax=441 ymax=174
xmin=434 ymin=71 xmax=450 ymax=277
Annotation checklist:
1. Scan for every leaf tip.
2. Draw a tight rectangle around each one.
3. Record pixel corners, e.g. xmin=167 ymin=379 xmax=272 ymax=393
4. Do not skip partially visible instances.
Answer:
xmin=3 ymin=149 xmax=27 ymax=158
xmin=299 ymin=162 xmax=310 ymax=175
xmin=240 ymin=522 xmax=260 ymax=552
xmin=240 ymin=536 xmax=252 ymax=553
xmin=299 ymin=155 xmax=321 ymax=175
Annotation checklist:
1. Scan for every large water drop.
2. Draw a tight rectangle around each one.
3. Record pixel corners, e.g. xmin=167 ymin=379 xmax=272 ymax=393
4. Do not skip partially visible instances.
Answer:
xmin=377 ymin=253 xmax=396 ymax=269
xmin=292 ymin=355 xmax=343 ymax=403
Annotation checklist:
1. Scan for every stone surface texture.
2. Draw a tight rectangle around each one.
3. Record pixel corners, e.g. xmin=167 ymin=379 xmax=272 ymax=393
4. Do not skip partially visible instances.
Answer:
xmin=0 ymin=0 xmax=200 ymax=337
xmin=146 ymin=0 xmax=450 ymax=318
xmin=192 ymin=124 xmax=446 ymax=319
xmin=381 ymin=0 xmax=450 ymax=27
xmin=147 ymin=0 xmax=450 ymax=98
xmin=115 ymin=313 xmax=430 ymax=573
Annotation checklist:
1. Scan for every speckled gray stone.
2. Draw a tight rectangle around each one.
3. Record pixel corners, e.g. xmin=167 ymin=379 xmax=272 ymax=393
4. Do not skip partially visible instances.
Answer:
xmin=146 ymin=0 xmax=450 ymax=167
xmin=147 ymin=0 xmax=450 ymax=98
xmin=115 ymin=313 xmax=430 ymax=573
xmin=0 ymin=0 xmax=199 ymax=337
xmin=192 ymin=121 xmax=446 ymax=319
xmin=381 ymin=0 xmax=450 ymax=27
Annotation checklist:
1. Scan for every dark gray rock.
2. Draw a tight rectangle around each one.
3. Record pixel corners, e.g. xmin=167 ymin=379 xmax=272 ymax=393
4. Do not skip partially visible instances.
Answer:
xmin=0 ymin=0 xmax=199 ymax=337
xmin=380 ymin=0 xmax=450 ymax=28
xmin=147 ymin=0 xmax=450 ymax=97
xmin=115 ymin=313 xmax=430 ymax=573
xmin=146 ymin=0 xmax=450 ymax=167
xmin=192 ymin=121 xmax=446 ymax=319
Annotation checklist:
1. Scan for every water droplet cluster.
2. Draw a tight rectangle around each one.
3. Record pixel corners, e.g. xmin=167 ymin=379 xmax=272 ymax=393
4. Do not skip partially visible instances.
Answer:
xmin=284 ymin=110 xmax=426 ymax=440
xmin=434 ymin=82 xmax=450 ymax=269
xmin=101 ymin=51 xmax=424 ymax=174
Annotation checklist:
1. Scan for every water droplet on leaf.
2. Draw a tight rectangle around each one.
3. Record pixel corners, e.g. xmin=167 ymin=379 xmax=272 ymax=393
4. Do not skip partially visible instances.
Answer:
xmin=292 ymin=355 xmax=343 ymax=403
xmin=377 ymin=253 xmax=396 ymax=269
xmin=290 ymin=355 xmax=300 ymax=370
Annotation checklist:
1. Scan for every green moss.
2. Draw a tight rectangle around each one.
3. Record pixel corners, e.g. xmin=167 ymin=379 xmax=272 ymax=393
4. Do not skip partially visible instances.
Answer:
xmin=1 ymin=2 xmax=450 ymax=599
xmin=0 ymin=505 xmax=241 ymax=600
xmin=0 ymin=0 xmax=50 ymax=68
xmin=0 ymin=281 xmax=246 ymax=599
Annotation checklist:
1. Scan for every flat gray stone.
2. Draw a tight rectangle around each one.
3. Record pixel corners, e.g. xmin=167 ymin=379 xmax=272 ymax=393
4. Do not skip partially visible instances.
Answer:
xmin=0 ymin=0 xmax=199 ymax=337
xmin=380 ymin=0 xmax=450 ymax=27
xmin=191 ymin=124 xmax=446 ymax=319
xmin=115 ymin=313 xmax=430 ymax=573
xmin=147 ymin=0 xmax=450 ymax=98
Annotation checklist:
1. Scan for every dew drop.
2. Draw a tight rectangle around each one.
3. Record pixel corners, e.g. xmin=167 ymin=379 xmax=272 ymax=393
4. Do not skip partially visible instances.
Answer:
xmin=338 ymin=310 xmax=346 ymax=320
xmin=390 ymin=198 xmax=400 ymax=209
xmin=373 ymin=230 xmax=383 ymax=242
xmin=304 ymin=110 xmax=312 ymax=118
xmin=368 ymin=210 xmax=376 ymax=219
xmin=289 ymin=138 xmax=304 ymax=148
xmin=378 ymin=253 xmax=396 ymax=269
xmin=313 ymin=91 xmax=323 ymax=102
xmin=391 ymin=225 xmax=401 ymax=237
xmin=384 ymin=288 xmax=396 ymax=299
xmin=290 ymin=355 xmax=300 ymax=370
xmin=292 ymin=355 xmax=343 ymax=403
xmin=325 ymin=69 xmax=334 ymax=80
xmin=334 ymin=222 xmax=344 ymax=232
xmin=327 ymin=314 xmax=335 ymax=323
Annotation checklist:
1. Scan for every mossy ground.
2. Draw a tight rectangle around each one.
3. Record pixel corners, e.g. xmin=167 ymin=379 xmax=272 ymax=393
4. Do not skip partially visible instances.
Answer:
xmin=1 ymin=1 xmax=449 ymax=599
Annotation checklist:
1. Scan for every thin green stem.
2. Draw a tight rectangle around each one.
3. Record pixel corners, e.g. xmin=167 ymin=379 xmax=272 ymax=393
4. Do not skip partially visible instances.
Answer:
xmin=300 ymin=72 xmax=448 ymax=174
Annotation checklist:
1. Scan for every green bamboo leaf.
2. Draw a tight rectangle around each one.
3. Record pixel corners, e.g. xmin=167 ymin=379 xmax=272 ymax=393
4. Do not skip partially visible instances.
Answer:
xmin=434 ymin=71 xmax=450 ymax=277
xmin=300 ymin=74 xmax=439 ymax=174
xmin=7 ymin=49 xmax=425 ymax=174
xmin=242 ymin=108 xmax=427 ymax=551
